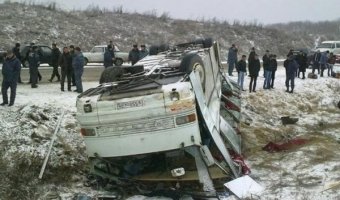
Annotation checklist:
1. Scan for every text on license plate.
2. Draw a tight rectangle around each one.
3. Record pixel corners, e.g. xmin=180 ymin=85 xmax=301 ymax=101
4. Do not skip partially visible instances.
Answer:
xmin=117 ymin=100 xmax=145 ymax=110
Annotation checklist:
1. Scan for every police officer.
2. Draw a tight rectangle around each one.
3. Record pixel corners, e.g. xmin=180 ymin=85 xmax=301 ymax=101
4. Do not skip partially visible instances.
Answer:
xmin=104 ymin=45 xmax=114 ymax=68
xmin=128 ymin=44 xmax=140 ymax=65
xmin=29 ymin=46 xmax=40 ymax=88
xmin=12 ymin=43 xmax=22 ymax=83
xmin=139 ymin=44 xmax=149 ymax=60
xmin=72 ymin=47 xmax=84 ymax=93
xmin=1 ymin=49 xmax=21 ymax=106
xmin=49 ymin=43 xmax=61 ymax=82
xmin=59 ymin=47 xmax=73 ymax=91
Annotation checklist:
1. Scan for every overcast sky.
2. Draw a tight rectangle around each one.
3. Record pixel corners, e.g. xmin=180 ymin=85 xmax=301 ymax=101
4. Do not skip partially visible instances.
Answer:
xmin=3 ymin=0 xmax=340 ymax=24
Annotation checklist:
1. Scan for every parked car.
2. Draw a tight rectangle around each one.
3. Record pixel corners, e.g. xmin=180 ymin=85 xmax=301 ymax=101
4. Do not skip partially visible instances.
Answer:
xmin=315 ymin=41 xmax=340 ymax=53
xmin=82 ymin=45 xmax=129 ymax=66
xmin=20 ymin=44 xmax=52 ymax=67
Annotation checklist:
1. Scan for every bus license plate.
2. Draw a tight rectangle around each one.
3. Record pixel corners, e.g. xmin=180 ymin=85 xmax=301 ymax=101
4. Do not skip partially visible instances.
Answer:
xmin=117 ymin=100 xmax=145 ymax=110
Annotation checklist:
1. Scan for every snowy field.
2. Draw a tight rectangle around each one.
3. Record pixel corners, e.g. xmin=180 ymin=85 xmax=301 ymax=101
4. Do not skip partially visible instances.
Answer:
xmin=0 ymin=67 xmax=339 ymax=199
xmin=230 ymin=67 xmax=340 ymax=200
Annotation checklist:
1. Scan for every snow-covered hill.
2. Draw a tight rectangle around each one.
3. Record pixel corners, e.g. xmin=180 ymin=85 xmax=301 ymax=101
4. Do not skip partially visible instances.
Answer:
xmin=0 ymin=2 xmax=321 ymax=57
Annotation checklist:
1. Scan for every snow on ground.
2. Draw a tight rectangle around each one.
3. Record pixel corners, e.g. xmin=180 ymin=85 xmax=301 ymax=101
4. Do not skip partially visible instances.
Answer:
xmin=0 ymin=82 xmax=98 ymax=199
xmin=0 ymin=68 xmax=339 ymax=199
xmin=228 ymin=67 xmax=340 ymax=200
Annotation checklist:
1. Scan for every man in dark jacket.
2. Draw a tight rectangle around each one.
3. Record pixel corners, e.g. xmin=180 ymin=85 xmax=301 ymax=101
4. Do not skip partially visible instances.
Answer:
xmin=12 ymin=43 xmax=23 ymax=83
xmin=128 ymin=44 xmax=140 ymax=65
xmin=104 ymin=45 xmax=114 ymax=68
xmin=1 ymin=50 xmax=21 ymax=106
xmin=49 ymin=43 xmax=61 ymax=82
xmin=72 ymin=47 xmax=84 ymax=93
xmin=248 ymin=54 xmax=260 ymax=93
xmin=262 ymin=50 xmax=270 ymax=77
xmin=285 ymin=55 xmax=299 ymax=93
xmin=227 ymin=44 xmax=238 ymax=76
xmin=26 ymin=44 xmax=42 ymax=83
xmin=29 ymin=46 xmax=40 ymax=88
xmin=297 ymin=52 xmax=307 ymax=79
xmin=319 ymin=51 xmax=329 ymax=77
xmin=312 ymin=50 xmax=321 ymax=75
xmin=270 ymin=54 xmax=278 ymax=88
xmin=236 ymin=55 xmax=247 ymax=91
xmin=263 ymin=52 xmax=272 ymax=89
xmin=59 ymin=47 xmax=73 ymax=91
xmin=139 ymin=44 xmax=149 ymax=60
xmin=69 ymin=45 xmax=76 ymax=86
xmin=328 ymin=52 xmax=336 ymax=77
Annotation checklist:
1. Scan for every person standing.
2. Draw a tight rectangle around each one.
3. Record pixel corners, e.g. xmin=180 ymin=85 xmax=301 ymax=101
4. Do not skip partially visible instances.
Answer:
xmin=270 ymin=54 xmax=278 ymax=88
xmin=1 ymin=50 xmax=21 ymax=106
xmin=28 ymin=46 xmax=40 ymax=88
xmin=312 ymin=50 xmax=321 ymax=75
xmin=26 ymin=44 xmax=42 ymax=83
xmin=12 ymin=43 xmax=23 ymax=83
xmin=285 ymin=55 xmax=299 ymax=93
xmin=128 ymin=44 xmax=140 ymax=65
xmin=328 ymin=52 xmax=336 ymax=77
xmin=139 ymin=44 xmax=149 ymax=60
xmin=59 ymin=47 xmax=73 ymax=91
xmin=227 ymin=44 xmax=238 ymax=76
xmin=297 ymin=52 xmax=307 ymax=79
xmin=104 ymin=45 xmax=114 ymax=68
xmin=49 ymin=43 xmax=61 ymax=82
xmin=262 ymin=50 xmax=270 ymax=77
xmin=236 ymin=55 xmax=247 ymax=91
xmin=69 ymin=45 xmax=76 ymax=86
xmin=263 ymin=54 xmax=272 ymax=89
xmin=319 ymin=51 xmax=329 ymax=77
xmin=248 ymin=54 xmax=260 ymax=93
xmin=72 ymin=47 xmax=84 ymax=93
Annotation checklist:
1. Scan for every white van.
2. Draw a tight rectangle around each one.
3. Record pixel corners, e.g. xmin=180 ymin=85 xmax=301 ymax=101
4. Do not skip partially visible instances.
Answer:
xmin=316 ymin=41 xmax=340 ymax=53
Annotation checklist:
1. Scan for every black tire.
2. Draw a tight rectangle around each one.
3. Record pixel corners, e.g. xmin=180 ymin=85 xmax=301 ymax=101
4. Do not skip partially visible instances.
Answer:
xmin=114 ymin=58 xmax=123 ymax=66
xmin=149 ymin=44 xmax=170 ymax=55
xmin=84 ymin=58 xmax=88 ymax=66
xmin=194 ymin=38 xmax=213 ymax=48
xmin=149 ymin=45 xmax=160 ymax=55
xmin=99 ymin=66 xmax=124 ymax=84
xmin=179 ymin=54 xmax=206 ymax=87
xmin=159 ymin=44 xmax=170 ymax=52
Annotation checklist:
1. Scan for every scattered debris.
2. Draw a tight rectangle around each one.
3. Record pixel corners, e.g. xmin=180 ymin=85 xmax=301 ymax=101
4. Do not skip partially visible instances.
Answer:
xmin=224 ymin=175 xmax=264 ymax=199
xmin=229 ymin=150 xmax=251 ymax=175
xmin=281 ymin=116 xmax=299 ymax=125
xmin=262 ymin=138 xmax=308 ymax=152
xmin=39 ymin=111 xmax=65 ymax=179
xmin=322 ymin=181 xmax=340 ymax=192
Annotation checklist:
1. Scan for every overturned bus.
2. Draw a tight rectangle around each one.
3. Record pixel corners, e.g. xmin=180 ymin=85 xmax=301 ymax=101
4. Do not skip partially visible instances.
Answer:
xmin=76 ymin=39 xmax=244 ymax=197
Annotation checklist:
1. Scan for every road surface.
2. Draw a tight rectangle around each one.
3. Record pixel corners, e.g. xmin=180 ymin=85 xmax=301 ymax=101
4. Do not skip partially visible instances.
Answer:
xmin=0 ymin=64 xmax=120 ymax=83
